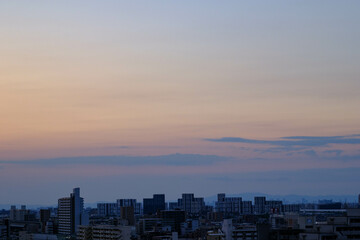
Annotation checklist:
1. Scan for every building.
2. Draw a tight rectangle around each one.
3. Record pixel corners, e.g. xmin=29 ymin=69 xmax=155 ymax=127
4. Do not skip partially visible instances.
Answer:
xmin=283 ymin=204 xmax=301 ymax=213
xmin=39 ymin=209 xmax=51 ymax=223
xmin=116 ymin=199 xmax=141 ymax=215
xmin=143 ymin=194 xmax=165 ymax=215
xmin=222 ymin=219 xmax=233 ymax=240
xmin=97 ymin=203 xmax=117 ymax=217
xmin=45 ymin=220 xmax=54 ymax=234
xmin=233 ymin=225 xmax=257 ymax=240
xmin=265 ymin=200 xmax=282 ymax=214
xmin=138 ymin=218 xmax=162 ymax=235
xmin=254 ymin=197 xmax=266 ymax=214
xmin=58 ymin=187 xmax=88 ymax=236
xmin=135 ymin=203 xmax=142 ymax=215
xmin=242 ymin=201 xmax=253 ymax=215
xmin=181 ymin=219 xmax=199 ymax=236
xmin=77 ymin=225 xmax=131 ymax=240
xmin=0 ymin=225 xmax=7 ymax=240
xmin=168 ymin=202 xmax=179 ymax=210
xmin=177 ymin=193 xmax=205 ymax=215
xmin=120 ymin=206 xmax=135 ymax=226
xmin=19 ymin=233 xmax=58 ymax=240
xmin=10 ymin=205 xmax=29 ymax=221
xmin=317 ymin=201 xmax=342 ymax=209
xmin=298 ymin=209 xmax=360 ymax=239
xmin=207 ymin=230 xmax=224 ymax=240
xmin=58 ymin=197 xmax=72 ymax=235
xmin=160 ymin=210 xmax=186 ymax=234
xmin=39 ymin=209 xmax=51 ymax=233
xmin=215 ymin=193 xmax=242 ymax=216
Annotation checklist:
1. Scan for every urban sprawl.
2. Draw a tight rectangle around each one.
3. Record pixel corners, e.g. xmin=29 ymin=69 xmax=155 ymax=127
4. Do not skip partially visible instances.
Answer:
xmin=1 ymin=188 xmax=360 ymax=240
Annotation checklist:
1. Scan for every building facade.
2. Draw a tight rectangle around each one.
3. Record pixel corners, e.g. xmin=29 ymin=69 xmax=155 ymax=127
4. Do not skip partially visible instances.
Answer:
xmin=178 ymin=193 xmax=205 ymax=215
xmin=58 ymin=188 xmax=87 ymax=236
xmin=215 ymin=193 xmax=242 ymax=216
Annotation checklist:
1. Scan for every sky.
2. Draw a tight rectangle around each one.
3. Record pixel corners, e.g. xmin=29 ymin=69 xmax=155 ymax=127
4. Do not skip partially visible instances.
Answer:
xmin=1 ymin=1 xmax=360 ymax=204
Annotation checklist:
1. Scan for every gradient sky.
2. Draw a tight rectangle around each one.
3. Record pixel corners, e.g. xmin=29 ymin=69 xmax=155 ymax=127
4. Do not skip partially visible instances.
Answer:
xmin=1 ymin=1 xmax=360 ymax=204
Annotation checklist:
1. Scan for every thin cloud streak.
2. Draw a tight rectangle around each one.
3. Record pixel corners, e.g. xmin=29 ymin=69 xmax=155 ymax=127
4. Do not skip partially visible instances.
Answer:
xmin=0 ymin=154 xmax=228 ymax=167
xmin=205 ymin=134 xmax=360 ymax=147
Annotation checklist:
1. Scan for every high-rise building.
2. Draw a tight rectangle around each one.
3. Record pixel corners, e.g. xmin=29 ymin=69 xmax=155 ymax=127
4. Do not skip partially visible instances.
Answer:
xmin=178 ymin=193 xmax=205 ymax=215
xmin=117 ymin=199 xmax=141 ymax=215
xmin=58 ymin=197 xmax=72 ymax=235
xmin=143 ymin=194 xmax=165 ymax=215
xmin=10 ymin=205 xmax=29 ymax=221
xmin=39 ymin=209 xmax=51 ymax=233
xmin=135 ymin=202 xmax=142 ymax=215
xmin=58 ymin=187 xmax=87 ymax=236
xmin=120 ymin=206 xmax=135 ymax=225
xmin=97 ymin=203 xmax=117 ymax=216
xmin=215 ymin=193 xmax=242 ymax=216
xmin=40 ymin=209 xmax=51 ymax=223
xmin=254 ymin=197 xmax=266 ymax=214
xmin=242 ymin=201 xmax=253 ymax=214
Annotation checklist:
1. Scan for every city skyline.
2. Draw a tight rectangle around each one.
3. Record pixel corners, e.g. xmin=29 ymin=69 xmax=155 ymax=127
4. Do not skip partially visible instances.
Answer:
xmin=4 ymin=188 xmax=359 ymax=209
xmin=3 ymin=188 xmax=360 ymax=239
xmin=1 ymin=1 xmax=360 ymax=204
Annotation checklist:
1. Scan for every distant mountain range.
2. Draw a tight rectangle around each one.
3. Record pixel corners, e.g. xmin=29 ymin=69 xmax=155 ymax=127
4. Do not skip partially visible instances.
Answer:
xmin=1 ymin=193 xmax=358 ymax=210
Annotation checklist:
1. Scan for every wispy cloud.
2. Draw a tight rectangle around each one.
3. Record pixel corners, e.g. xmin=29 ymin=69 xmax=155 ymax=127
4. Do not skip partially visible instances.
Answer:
xmin=205 ymin=134 xmax=360 ymax=147
xmin=0 ymin=154 xmax=228 ymax=167
xmin=323 ymin=149 xmax=343 ymax=156
xmin=207 ymin=167 xmax=360 ymax=183
xmin=253 ymin=146 xmax=308 ymax=154
xmin=101 ymin=145 xmax=130 ymax=149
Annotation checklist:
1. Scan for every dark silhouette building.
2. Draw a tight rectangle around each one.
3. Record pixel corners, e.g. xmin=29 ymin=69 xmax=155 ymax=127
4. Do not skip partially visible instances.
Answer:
xmin=143 ymin=194 xmax=165 ymax=215
xmin=160 ymin=210 xmax=186 ymax=234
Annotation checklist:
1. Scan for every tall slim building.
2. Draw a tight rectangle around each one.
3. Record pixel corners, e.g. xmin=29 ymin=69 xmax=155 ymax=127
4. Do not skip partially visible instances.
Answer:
xmin=58 ymin=188 xmax=87 ymax=236
xmin=40 ymin=209 xmax=51 ymax=223
xmin=40 ymin=209 xmax=51 ymax=233
xmin=254 ymin=196 xmax=266 ymax=214
xmin=242 ymin=201 xmax=253 ymax=214
xmin=58 ymin=197 xmax=72 ymax=235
